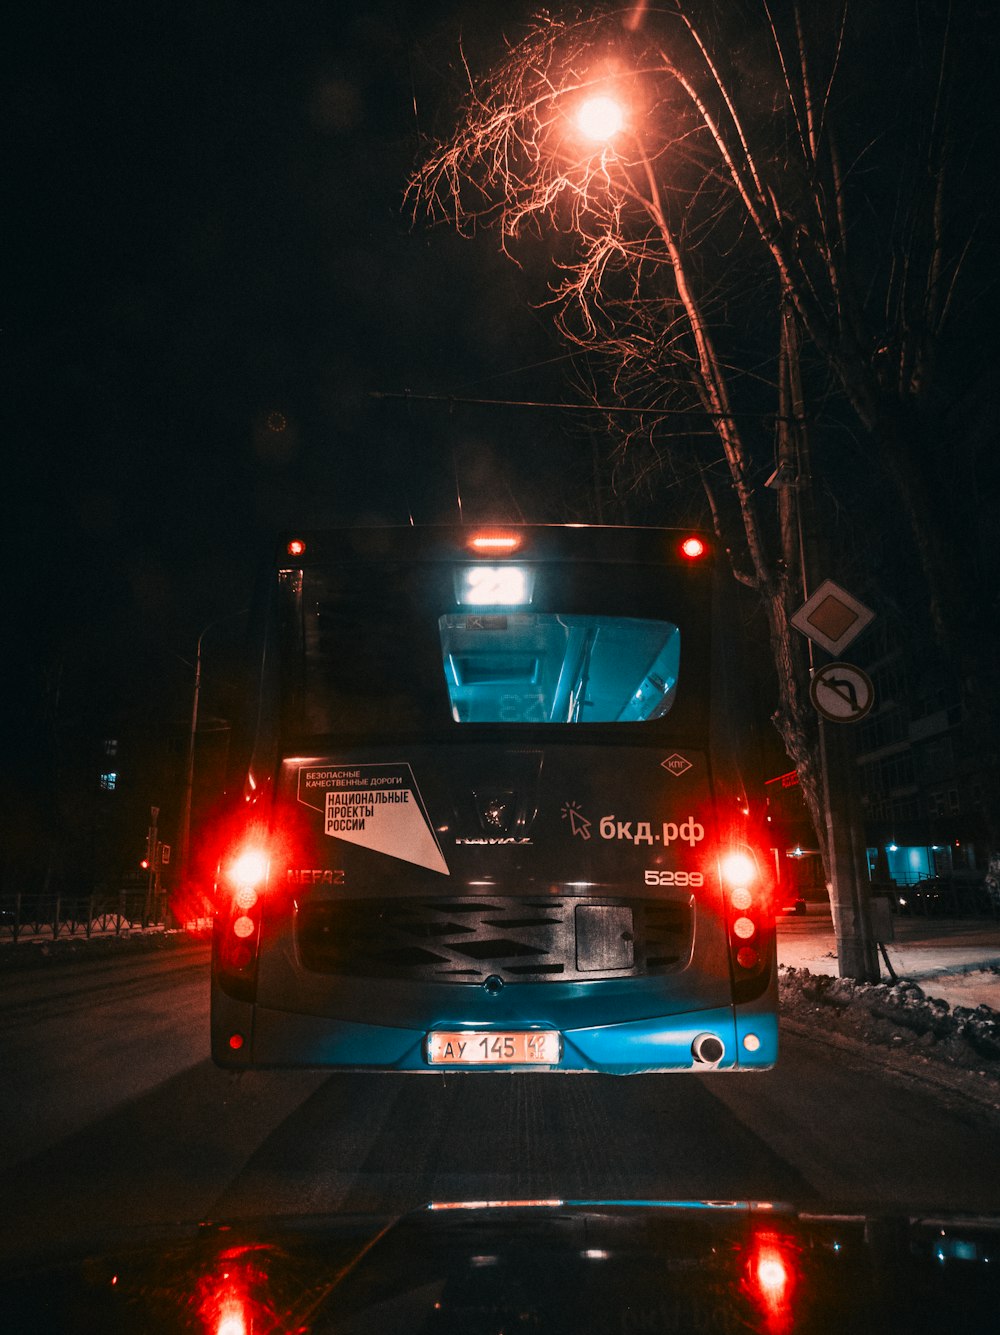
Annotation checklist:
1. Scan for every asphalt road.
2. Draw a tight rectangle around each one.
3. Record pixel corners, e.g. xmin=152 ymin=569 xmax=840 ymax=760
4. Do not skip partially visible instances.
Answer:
xmin=2 ymin=941 xmax=999 ymax=1268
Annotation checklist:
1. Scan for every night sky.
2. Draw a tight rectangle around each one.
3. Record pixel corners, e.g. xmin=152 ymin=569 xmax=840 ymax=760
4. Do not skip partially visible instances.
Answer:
xmin=6 ymin=1 xmax=612 ymax=882
xmin=10 ymin=1 xmax=570 ymax=649
xmin=6 ymin=1 xmax=998 ymax=888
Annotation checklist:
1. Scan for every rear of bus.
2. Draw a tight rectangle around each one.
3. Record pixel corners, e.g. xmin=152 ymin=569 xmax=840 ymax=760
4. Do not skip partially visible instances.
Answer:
xmin=211 ymin=525 xmax=778 ymax=1072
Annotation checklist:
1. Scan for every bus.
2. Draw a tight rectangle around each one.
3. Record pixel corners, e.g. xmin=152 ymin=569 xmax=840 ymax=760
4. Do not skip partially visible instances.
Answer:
xmin=211 ymin=524 xmax=778 ymax=1072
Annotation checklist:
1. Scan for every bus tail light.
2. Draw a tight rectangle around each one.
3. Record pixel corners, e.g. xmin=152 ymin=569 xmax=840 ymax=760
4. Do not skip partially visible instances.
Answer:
xmin=214 ymin=837 xmax=272 ymax=1002
xmin=721 ymin=847 xmax=774 ymax=1000
xmin=722 ymin=852 xmax=756 ymax=890
xmin=228 ymin=847 xmax=269 ymax=892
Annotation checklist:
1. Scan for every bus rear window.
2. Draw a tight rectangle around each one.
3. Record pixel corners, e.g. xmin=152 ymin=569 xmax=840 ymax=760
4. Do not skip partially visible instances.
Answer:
xmin=282 ymin=560 xmax=700 ymax=737
xmin=440 ymin=614 xmax=679 ymax=723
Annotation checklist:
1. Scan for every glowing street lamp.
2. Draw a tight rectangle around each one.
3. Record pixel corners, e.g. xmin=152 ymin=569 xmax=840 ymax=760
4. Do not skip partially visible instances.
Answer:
xmin=576 ymin=93 xmax=625 ymax=142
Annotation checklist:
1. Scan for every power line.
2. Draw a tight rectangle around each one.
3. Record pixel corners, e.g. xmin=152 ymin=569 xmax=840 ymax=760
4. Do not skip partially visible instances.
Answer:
xmin=370 ymin=389 xmax=798 ymax=423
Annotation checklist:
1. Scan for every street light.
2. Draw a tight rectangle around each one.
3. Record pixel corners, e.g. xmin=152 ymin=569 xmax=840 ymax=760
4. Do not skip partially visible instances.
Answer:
xmin=576 ymin=93 xmax=626 ymax=142
xmin=176 ymin=610 xmax=248 ymax=900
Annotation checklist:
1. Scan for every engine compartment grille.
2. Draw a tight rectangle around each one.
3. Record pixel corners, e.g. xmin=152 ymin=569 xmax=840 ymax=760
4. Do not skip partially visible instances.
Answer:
xmin=295 ymin=896 xmax=692 ymax=983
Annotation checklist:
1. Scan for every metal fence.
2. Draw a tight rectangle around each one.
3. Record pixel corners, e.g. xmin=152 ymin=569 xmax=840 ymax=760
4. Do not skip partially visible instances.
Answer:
xmin=889 ymin=875 xmax=1000 ymax=918
xmin=0 ymin=889 xmax=171 ymax=943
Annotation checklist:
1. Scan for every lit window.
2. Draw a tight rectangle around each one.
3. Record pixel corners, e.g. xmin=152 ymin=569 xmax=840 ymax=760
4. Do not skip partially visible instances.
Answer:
xmin=103 ymin=738 xmax=118 ymax=756
xmin=100 ymin=772 xmax=118 ymax=791
xmin=439 ymin=614 xmax=680 ymax=724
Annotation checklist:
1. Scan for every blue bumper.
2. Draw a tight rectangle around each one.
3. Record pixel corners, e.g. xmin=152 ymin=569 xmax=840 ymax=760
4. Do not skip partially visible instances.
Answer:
xmin=219 ymin=1000 xmax=778 ymax=1072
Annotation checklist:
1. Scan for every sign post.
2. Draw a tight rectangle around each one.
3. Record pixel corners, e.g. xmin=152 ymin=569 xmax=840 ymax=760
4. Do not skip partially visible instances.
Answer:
xmin=791 ymin=583 xmax=879 ymax=983
xmin=809 ymin=662 xmax=875 ymax=723
xmin=791 ymin=581 xmax=875 ymax=656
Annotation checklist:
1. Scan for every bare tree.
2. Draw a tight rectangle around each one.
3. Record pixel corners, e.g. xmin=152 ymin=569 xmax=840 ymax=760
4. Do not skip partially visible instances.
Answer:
xmin=408 ymin=1 xmax=995 ymax=976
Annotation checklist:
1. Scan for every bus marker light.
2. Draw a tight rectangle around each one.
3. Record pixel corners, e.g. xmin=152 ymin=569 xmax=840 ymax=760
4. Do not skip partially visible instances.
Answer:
xmin=680 ymin=536 xmax=706 ymax=559
xmin=743 ymin=1033 xmax=761 ymax=1052
xmin=233 ymin=916 xmax=256 ymax=939
xmin=733 ymin=916 xmax=756 ymax=940
xmin=736 ymin=946 xmax=759 ymax=969
xmin=731 ymin=886 xmax=752 ymax=911
xmin=468 ymin=530 xmax=522 ymax=553
xmin=228 ymin=1033 xmax=244 ymax=1050
xmin=234 ymin=886 xmax=258 ymax=911
xmin=286 ymin=538 xmax=306 ymax=556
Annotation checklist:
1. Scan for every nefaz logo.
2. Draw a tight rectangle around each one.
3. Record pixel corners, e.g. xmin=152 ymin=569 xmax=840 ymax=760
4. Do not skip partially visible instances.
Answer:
xmin=287 ymin=869 xmax=345 ymax=885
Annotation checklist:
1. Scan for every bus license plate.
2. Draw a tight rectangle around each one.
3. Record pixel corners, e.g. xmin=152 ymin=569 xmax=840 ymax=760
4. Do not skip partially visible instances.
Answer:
xmin=427 ymin=1031 xmax=560 ymax=1066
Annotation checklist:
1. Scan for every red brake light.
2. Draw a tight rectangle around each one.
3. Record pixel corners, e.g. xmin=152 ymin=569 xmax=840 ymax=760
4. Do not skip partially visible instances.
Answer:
xmin=721 ymin=848 xmax=773 ymax=986
xmin=680 ymin=535 xmax=706 ymax=559
xmin=228 ymin=848 xmax=269 ymax=891
xmin=721 ymin=852 xmax=756 ymax=888
xmin=468 ymin=529 xmax=522 ymax=554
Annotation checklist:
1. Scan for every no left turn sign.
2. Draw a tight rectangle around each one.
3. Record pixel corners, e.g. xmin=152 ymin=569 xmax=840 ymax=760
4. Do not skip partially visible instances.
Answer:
xmin=809 ymin=662 xmax=875 ymax=723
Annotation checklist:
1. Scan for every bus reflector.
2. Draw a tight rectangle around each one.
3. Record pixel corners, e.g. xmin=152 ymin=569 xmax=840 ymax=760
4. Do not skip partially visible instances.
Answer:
xmin=680 ymin=536 xmax=706 ymax=559
xmin=736 ymin=946 xmax=759 ymax=969
xmin=228 ymin=945 xmax=253 ymax=970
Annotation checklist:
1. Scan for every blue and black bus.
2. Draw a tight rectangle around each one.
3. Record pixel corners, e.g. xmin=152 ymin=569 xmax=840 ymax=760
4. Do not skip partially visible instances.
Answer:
xmin=211 ymin=524 xmax=778 ymax=1072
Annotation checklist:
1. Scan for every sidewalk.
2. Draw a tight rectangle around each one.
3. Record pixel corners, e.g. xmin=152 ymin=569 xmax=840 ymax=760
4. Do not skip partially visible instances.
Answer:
xmin=778 ymin=906 xmax=1000 ymax=1010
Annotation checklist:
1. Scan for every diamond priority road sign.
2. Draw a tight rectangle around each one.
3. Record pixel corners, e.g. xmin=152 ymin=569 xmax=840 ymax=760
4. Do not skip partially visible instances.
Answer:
xmin=809 ymin=661 xmax=875 ymax=723
xmin=790 ymin=579 xmax=875 ymax=656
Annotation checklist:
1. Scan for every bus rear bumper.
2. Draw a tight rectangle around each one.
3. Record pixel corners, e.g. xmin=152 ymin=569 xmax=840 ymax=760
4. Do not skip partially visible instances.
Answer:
xmin=215 ymin=998 xmax=778 ymax=1072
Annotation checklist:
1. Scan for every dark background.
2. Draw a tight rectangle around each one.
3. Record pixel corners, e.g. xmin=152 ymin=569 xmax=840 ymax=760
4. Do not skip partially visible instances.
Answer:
xmin=5 ymin=1 xmax=997 ymax=898
xmin=5 ymin=1 xmax=654 ymax=893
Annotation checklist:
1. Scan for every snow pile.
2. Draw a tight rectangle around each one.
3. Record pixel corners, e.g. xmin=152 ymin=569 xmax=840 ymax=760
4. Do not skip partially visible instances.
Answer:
xmin=780 ymin=966 xmax=1000 ymax=1069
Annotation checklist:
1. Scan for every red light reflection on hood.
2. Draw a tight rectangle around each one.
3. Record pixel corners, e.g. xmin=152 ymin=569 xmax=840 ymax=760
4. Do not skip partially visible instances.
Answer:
xmin=743 ymin=1231 xmax=800 ymax=1334
xmin=194 ymin=1246 xmax=289 ymax=1335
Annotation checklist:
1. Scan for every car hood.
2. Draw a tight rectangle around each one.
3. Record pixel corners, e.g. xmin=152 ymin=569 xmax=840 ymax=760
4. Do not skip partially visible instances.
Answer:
xmin=2 ymin=1200 xmax=999 ymax=1333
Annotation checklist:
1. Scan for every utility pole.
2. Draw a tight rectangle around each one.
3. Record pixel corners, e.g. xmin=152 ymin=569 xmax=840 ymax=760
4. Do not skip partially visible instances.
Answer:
xmin=176 ymin=611 xmax=248 ymax=899
xmin=176 ymin=637 xmax=202 ymax=894
xmin=145 ymin=805 xmax=159 ymax=925
xmin=781 ymin=301 xmax=879 ymax=983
